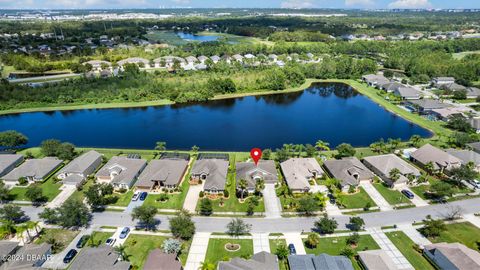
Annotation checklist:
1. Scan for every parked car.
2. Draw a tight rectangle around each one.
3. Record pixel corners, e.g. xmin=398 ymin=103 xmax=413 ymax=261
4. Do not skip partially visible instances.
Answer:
xmin=76 ymin=235 xmax=90 ymax=249
xmin=106 ymin=238 xmax=116 ymax=246
xmin=139 ymin=192 xmax=148 ymax=201
xmin=469 ymin=179 xmax=480 ymax=189
xmin=63 ymin=249 xmax=77 ymax=263
xmin=119 ymin=227 xmax=130 ymax=239
xmin=288 ymin=243 xmax=296 ymax=255
xmin=401 ymin=189 xmax=415 ymax=199
xmin=132 ymin=191 xmax=141 ymax=201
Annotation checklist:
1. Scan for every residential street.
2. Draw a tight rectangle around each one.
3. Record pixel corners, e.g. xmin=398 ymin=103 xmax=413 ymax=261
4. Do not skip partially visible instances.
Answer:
xmin=19 ymin=197 xmax=480 ymax=233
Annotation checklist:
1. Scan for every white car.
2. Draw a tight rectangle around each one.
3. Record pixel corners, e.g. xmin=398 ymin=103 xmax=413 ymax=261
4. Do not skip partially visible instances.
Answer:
xmin=105 ymin=238 xmax=116 ymax=246
xmin=132 ymin=191 xmax=140 ymax=201
xmin=470 ymin=180 xmax=480 ymax=189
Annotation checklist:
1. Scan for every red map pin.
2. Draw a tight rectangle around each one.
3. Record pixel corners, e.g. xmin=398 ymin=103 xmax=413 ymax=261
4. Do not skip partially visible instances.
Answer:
xmin=250 ymin=148 xmax=262 ymax=165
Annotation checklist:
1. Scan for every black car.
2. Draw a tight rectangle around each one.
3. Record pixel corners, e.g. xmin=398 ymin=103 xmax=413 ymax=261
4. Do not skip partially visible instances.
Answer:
xmin=139 ymin=192 xmax=148 ymax=201
xmin=76 ymin=235 xmax=90 ymax=249
xmin=63 ymin=249 xmax=77 ymax=264
xmin=288 ymin=243 xmax=296 ymax=255
xmin=401 ymin=189 xmax=415 ymax=199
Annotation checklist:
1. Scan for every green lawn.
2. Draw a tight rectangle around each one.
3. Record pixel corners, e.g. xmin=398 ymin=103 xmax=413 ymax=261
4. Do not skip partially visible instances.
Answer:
xmin=269 ymin=238 xmax=289 ymax=270
xmin=35 ymin=228 xmax=79 ymax=253
xmin=86 ymin=231 xmax=113 ymax=247
xmin=304 ymin=235 xmax=380 ymax=270
xmin=9 ymin=177 xmax=62 ymax=202
xmin=426 ymin=222 xmax=480 ymax=251
xmin=204 ymin=238 xmax=254 ymax=265
xmin=411 ymin=179 xmax=474 ymax=201
xmin=386 ymin=231 xmax=435 ymax=270
xmin=68 ymin=178 xmax=94 ymax=202
xmin=340 ymin=187 xmax=377 ymax=209
xmin=373 ymin=183 xmax=412 ymax=205
xmin=124 ymin=234 xmax=168 ymax=269
xmin=110 ymin=190 xmax=134 ymax=207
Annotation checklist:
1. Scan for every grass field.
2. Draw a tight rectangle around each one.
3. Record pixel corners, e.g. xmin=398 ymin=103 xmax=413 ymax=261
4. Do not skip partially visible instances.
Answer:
xmin=9 ymin=177 xmax=62 ymax=202
xmin=124 ymin=234 xmax=168 ymax=269
xmin=204 ymin=238 xmax=254 ymax=265
xmin=304 ymin=235 xmax=380 ymax=270
xmin=373 ymin=183 xmax=412 ymax=205
xmin=110 ymin=190 xmax=134 ymax=207
xmin=340 ymin=187 xmax=377 ymax=209
xmin=426 ymin=222 xmax=480 ymax=251
xmin=269 ymin=238 xmax=288 ymax=270
xmin=452 ymin=50 xmax=480 ymax=60
xmin=144 ymin=179 xmax=190 ymax=210
xmin=86 ymin=231 xmax=113 ymax=247
xmin=35 ymin=228 xmax=79 ymax=253
xmin=386 ymin=231 xmax=435 ymax=270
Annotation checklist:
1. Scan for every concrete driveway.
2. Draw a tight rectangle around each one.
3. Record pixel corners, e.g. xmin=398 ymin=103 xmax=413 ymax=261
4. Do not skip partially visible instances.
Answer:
xmin=361 ymin=182 xmax=393 ymax=211
xmin=47 ymin=185 xmax=77 ymax=208
xmin=185 ymin=232 xmax=211 ymax=270
xmin=41 ymin=228 xmax=93 ymax=270
xmin=111 ymin=226 xmax=133 ymax=247
xmin=395 ymin=186 xmax=428 ymax=207
xmin=125 ymin=195 xmax=144 ymax=213
xmin=283 ymin=233 xmax=306 ymax=255
xmin=183 ymin=182 xmax=205 ymax=213
xmin=252 ymin=233 xmax=270 ymax=253
xmin=263 ymin=184 xmax=282 ymax=218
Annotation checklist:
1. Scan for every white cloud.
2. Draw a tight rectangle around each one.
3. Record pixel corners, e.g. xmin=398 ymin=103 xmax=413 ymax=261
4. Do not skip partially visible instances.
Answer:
xmin=0 ymin=0 xmax=146 ymax=8
xmin=280 ymin=0 xmax=314 ymax=9
xmin=171 ymin=0 xmax=191 ymax=4
xmin=388 ymin=0 xmax=432 ymax=9
xmin=345 ymin=0 xmax=374 ymax=6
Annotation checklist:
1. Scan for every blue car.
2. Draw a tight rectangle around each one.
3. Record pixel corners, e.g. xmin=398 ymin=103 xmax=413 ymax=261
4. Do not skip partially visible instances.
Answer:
xmin=139 ymin=192 xmax=148 ymax=201
xmin=119 ymin=227 xmax=130 ymax=239
xmin=288 ymin=243 xmax=296 ymax=255
xmin=401 ymin=189 xmax=415 ymax=199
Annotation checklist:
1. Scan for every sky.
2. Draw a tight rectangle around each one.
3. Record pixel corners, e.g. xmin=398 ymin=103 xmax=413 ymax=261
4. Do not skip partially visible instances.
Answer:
xmin=0 ymin=0 xmax=477 ymax=10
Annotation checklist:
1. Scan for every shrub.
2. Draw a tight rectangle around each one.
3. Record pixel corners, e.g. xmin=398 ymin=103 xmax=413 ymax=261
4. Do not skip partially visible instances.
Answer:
xmin=18 ymin=177 xmax=28 ymax=186
xmin=199 ymin=191 xmax=204 ymax=198
xmin=223 ymin=190 xmax=229 ymax=198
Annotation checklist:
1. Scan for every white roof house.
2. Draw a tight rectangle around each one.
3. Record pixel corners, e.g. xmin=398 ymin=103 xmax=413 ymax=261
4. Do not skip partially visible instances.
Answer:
xmin=280 ymin=158 xmax=323 ymax=192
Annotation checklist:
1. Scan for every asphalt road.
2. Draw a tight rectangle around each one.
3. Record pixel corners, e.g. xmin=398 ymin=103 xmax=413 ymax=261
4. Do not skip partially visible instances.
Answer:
xmin=20 ymin=197 xmax=480 ymax=233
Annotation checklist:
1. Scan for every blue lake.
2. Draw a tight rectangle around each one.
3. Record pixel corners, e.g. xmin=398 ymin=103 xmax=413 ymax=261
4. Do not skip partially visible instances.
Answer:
xmin=176 ymin=32 xmax=219 ymax=42
xmin=0 ymin=83 xmax=431 ymax=151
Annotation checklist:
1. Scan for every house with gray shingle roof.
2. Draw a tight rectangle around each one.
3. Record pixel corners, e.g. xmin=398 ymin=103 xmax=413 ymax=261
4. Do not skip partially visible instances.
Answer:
xmin=143 ymin=249 xmax=182 ymax=270
xmin=394 ymin=87 xmax=422 ymax=100
xmin=235 ymin=160 xmax=278 ymax=193
xmin=466 ymin=87 xmax=480 ymax=98
xmin=117 ymin=57 xmax=150 ymax=68
xmin=405 ymin=99 xmax=451 ymax=113
xmin=288 ymin=254 xmax=354 ymax=270
xmin=191 ymin=159 xmax=229 ymax=194
xmin=280 ymin=158 xmax=324 ymax=192
xmin=0 ymin=154 xmax=23 ymax=178
xmin=358 ymin=250 xmax=399 ymax=270
xmin=363 ymin=154 xmax=420 ymax=187
xmin=362 ymin=74 xmax=390 ymax=87
xmin=84 ymin=60 xmax=111 ymax=71
xmin=2 ymin=157 xmax=63 ymax=184
xmin=379 ymin=82 xmax=404 ymax=93
xmin=135 ymin=158 xmax=189 ymax=191
xmin=211 ymin=55 xmax=221 ymax=63
xmin=410 ymin=144 xmax=462 ymax=173
xmin=96 ymin=156 xmax=147 ymax=190
xmin=57 ymin=150 xmax=102 ymax=186
xmin=68 ymin=245 xmax=130 ymax=270
xmin=424 ymin=242 xmax=480 ymax=270
xmin=439 ymin=82 xmax=467 ymax=92
xmin=0 ymin=241 xmax=19 ymax=266
xmin=323 ymin=158 xmax=374 ymax=192
xmin=197 ymin=55 xmax=208 ymax=63
xmin=218 ymin=251 xmax=279 ymax=270
xmin=432 ymin=77 xmax=455 ymax=86
xmin=467 ymin=142 xmax=480 ymax=154
xmin=446 ymin=149 xmax=480 ymax=172
xmin=2 ymin=243 xmax=51 ymax=270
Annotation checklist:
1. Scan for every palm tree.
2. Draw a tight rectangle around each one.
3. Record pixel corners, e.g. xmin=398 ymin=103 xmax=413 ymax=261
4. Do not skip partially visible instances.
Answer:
xmin=114 ymin=244 xmax=129 ymax=261
xmin=255 ymin=179 xmax=265 ymax=195
xmin=1 ymin=220 xmax=17 ymax=238
xmin=315 ymin=140 xmax=330 ymax=152
xmin=191 ymin=145 xmax=199 ymax=156
xmin=30 ymin=220 xmax=40 ymax=236
xmin=238 ymin=179 xmax=248 ymax=200
xmin=20 ymin=224 xmax=32 ymax=243
xmin=410 ymin=135 xmax=422 ymax=147
xmin=283 ymin=144 xmax=294 ymax=157
xmin=389 ymin=168 xmax=401 ymax=183
xmin=16 ymin=226 xmax=26 ymax=244
xmin=200 ymin=261 xmax=216 ymax=270
xmin=425 ymin=161 xmax=435 ymax=175
xmin=155 ymin=141 xmax=167 ymax=152
xmin=294 ymin=144 xmax=305 ymax=157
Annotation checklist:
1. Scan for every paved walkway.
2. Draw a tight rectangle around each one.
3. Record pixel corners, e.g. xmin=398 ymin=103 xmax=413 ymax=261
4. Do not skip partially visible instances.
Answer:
xmin=252 ymin=233 xmax=270 ymax=253
xmin=395 ymin=186 xmax=429 ymax=207
xmin=361 ymin=182 xmax=393 ymax=211
xmin=183 ymin=182 xmax=205 ymax=213
xmin=263 ymin=184 xmax=282 ymax=218
xmin=463 ymin=214 xmax=480 ymax=228
xmin=368 ymin=228 xmax=414 ymax=270
xmin=124 ymin=196 xmax=144 ymax=213
xmin=47 ymin=185 xmax=76 ymax=208
xmin=42 ymin=228 xmax=93 ymax=269
xmin=397 ymin=224 xmax=432 ymax=246
xmin=185 ymin=232 xmax=211 ymax=270
xmin=283 ymin=232 xmax=306 ymax=255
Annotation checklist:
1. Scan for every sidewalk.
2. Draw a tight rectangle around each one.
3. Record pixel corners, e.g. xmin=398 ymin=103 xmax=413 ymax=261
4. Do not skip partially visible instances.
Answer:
xmin=361 ymin=182 xmax=393 ymax=211
xmin=368 ymin=228 xmax=414 ymax=270
xmin=463 ymin=214 xmax=480 ymax=228
xmin=185 ymin=232 xmax=211 ymax=270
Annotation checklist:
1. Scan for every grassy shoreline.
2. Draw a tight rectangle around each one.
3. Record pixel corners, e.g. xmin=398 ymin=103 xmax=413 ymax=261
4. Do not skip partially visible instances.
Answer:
xmin=0 ymin=78 xmax=451 ymax=139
